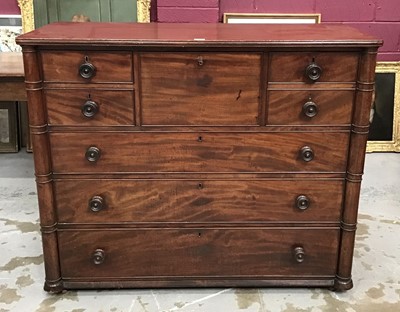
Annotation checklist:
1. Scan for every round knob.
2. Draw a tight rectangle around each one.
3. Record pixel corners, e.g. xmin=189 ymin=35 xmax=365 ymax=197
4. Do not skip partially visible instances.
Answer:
xmin=79 ymin=61 xmax=96 ymax=79
xmin=92 ymin=249 xmax=105 ymax=265
xmin=293 ymin=246 xmax=305 ymax=263
xmin=303 ymin=101 xmax=318 ymax=118
xmin=197 ymin=56 xmax=204 ymax=66
xmin=296 ymin=195 xmax=310 ymax=210
xmin=305 ymin=62 xmax=322 ymax=81
xmin=300 ymin=146 xmax=314 ymax=162
xmin=82 ymin=100 xmax=98 ymax=118
xmin=89 ymin=195 xmax=104 ymax=212
xmin=85 ymin=146 xmax=101 ymax=162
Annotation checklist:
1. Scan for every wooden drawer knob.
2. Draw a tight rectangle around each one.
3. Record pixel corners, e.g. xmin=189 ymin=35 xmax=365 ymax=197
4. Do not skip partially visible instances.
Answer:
xmin=296 ymin=195 xmax=310 ymax=210
xmin=293 ymin=246 xmax=305 ymax=263
xmin=79 ymin=56 xmax=96 ymax=79
xmin=85 ymin=146 xmax=101 ymax=162
xmin=300 ymin=146 xmax=314 ymax=162
xmin=305 ymin=62 xmax=322 ymax=81
xmin=197 ymin=56 xmax=204 ymax=66
xmin=303 ymin=100 xmax=318 ymax=118
xmin=89 ymin=195 xmax=104 ymax=212
xmin=92 ymin=249 xmax=105 ymax=265
xmin=82 ymin=100 xmax=98 ymax=118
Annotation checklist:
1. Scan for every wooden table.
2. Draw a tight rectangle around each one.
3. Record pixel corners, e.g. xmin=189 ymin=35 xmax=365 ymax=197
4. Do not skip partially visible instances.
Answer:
xmin=0 ymin=52 xmax=26 ymax=101
xmin=0 ymin=52 xmax=30 ymax=152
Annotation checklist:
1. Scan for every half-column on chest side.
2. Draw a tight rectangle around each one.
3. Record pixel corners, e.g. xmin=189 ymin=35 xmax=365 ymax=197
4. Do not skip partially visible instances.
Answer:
xmin=16 ymin=22 xmax=382 ymax=293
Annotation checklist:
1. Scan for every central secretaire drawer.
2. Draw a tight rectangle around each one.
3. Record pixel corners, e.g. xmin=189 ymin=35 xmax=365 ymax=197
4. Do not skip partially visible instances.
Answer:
xmin=140 ymin=53 xmax=261 ymax=125
xmin=49 ymin=132 xmax=349 ymax=173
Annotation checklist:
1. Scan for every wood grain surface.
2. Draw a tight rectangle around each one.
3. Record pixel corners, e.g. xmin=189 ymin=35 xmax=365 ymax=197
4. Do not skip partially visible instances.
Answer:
xmin=41 ymin=51 xmax=133 ymax=83
xmin=269 ymin=52 xmax=359 ymax=83
xmin=267 ymin=90 xmax=354 ymax=125
xmin=16 ymin=23 xmax=382 ymax=48
xmin=49 ymin=132 xmax=350 ymax=173
xmin=17 ymin=22 xmax=381 ymax=291
xmin=58 ymin=228 xmax=340 ymax=278
xmin=0 ymin=52 xmax=26 ymax=101
xmin=140 ymin=53 xmax=261 ymax=125
xmin=45 ymin=89 xmax=134 ymax=125
xmin=54 ymin=179 xmax=344 ymax=223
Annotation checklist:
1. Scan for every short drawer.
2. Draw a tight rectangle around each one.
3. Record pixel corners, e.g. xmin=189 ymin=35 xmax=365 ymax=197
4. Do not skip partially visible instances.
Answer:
xmin=58 ymin=228 xmax=340 ymax=278
xmin=267 ymin=90 xmax=354 ymax=125
xmin=140 ymin=53 xmax=261 ymax=125
xmin=41 ymin=51 xmax=133 ymax=83
xmin=49 ymin=132 xmax=350 ymax=173
xmin=46 ymin=89 xmax=134 ymax=126
xmin=269 ymin=52 xmax=358 ymax=83
xmin=55 ymin=180 xmax=344 ymax=223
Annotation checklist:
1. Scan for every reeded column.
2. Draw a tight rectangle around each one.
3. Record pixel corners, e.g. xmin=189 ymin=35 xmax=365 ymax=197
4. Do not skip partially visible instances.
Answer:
xmin=22 ymin=46 xmax=63 ymax=293
xmin=334 ymin=48 xmax=378 ymax=291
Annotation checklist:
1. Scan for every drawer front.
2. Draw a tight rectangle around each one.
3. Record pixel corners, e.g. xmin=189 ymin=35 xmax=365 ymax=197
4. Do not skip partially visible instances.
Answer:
xmin=269 ymin=52 xmax=358 ymax=83
xmin=46 ymin=89 xmax=134 ymax=126
xmin=55 ymin=180 xmax=344 ymax=223
xmin=41 ymin=51 xmax=133 ymax=83
xmin=49 ymin=132 xmax=349 ymax=173
xmin=267 ymin=90 xmax=354 ymax=125
xmin=58 ymin=228 xmax=340 ymax=278
xmin=140 ymin=53 xmax=261 ymax=125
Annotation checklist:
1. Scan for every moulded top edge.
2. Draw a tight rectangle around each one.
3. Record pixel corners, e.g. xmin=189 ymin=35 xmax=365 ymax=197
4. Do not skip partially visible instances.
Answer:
xmin=16 ymin=22 xmax=383 ymax=48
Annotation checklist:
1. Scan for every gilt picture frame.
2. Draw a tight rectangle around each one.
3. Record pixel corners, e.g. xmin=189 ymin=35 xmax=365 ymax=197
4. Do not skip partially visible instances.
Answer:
xmin=0 ymin=102 xmax=19 ymax=153
xmin=223 ymin=13 xmax=321 ymax=24
xmin=0 ymin=15 xmax=22 ymax=52
xmin=367 ymin=62 xmax=400 ymax=152
xmin=17 ymin=0 xmax=151 ymax=33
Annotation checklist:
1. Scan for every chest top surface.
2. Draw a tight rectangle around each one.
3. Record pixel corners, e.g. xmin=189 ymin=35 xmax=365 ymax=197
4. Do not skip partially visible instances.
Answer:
xmin=17 ymin=22 xmax=382 ymax=48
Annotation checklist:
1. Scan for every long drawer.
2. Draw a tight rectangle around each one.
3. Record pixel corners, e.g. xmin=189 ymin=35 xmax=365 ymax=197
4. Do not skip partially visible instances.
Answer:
xmin=55 ymin=179 xmax=344 ymax=223
xmin=58 ymin=228 xmax=340 ymax=278
xmin=49 ymin=132 xmax=350 ymax=173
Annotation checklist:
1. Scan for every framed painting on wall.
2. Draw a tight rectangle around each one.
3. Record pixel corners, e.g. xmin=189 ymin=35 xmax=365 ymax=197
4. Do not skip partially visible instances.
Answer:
xmin=367 ymin=62 xmax=400 ymax=152
xmin=223 ymin=13 xmax=321 ymax=24
xmin=0 ymin=102 xmax=19 ymax=153
xmin=0 ymin=14 xmax=22 ymax=52
xmin=17 ymin=0 xmax=151 ymax=33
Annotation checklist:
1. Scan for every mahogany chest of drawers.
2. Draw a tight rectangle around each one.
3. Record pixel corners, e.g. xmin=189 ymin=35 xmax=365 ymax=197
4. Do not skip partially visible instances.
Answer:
xmin=17 ymin=22 xmax=382 ymax=292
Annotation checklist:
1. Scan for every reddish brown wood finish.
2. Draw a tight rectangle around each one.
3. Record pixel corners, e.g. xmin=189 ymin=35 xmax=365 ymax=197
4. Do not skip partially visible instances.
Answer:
xmin=269 ymin=52 xmax=359 ymax=83
xmin=140 ymin=53 xmax=260 ymax=125
xmin=41 ymin=51 xmax=133 ymax=83
xmin=45 ymin=89 xmax=135 ymax=126
xmin=21 ymin=47 xmax=62 ymax=293
xmin=54 ymin=179 xmax=344 ymax=223
xmin=16 ymin=22 xmax=381 ymax=47
xmin=335 ymin=49 xmax=378 ymax=291
xmin=267 ymin=90 xmax=354 ymax=125
xmin=49 ymin=132 xmax=349 ymax=173
xmin=0 ymin=52 xmax=26 ymax=102
xmin=58 ymin=228 xmax=340 ymax=278
xmin=16 ymin=23 xmax=382 ymax=292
